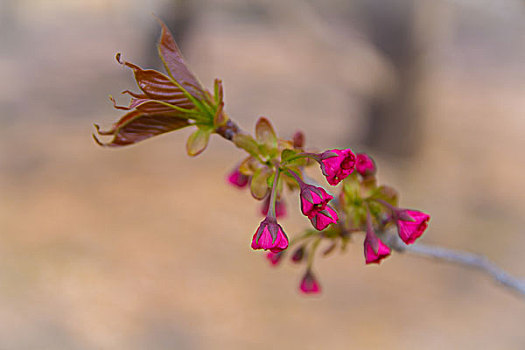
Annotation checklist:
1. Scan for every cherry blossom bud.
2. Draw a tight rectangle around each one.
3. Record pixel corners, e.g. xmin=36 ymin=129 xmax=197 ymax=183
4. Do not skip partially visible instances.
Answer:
xmin=292 ymin=131 xmax=305 ymax=148
xmin=227 ymin=167 xmax=249 ymax=188
xmin=319 ymin=149 xmax=356 ymax=185
xmin=251 ymin=217 xmax=289 ymax=253
xmin=300 ymin=184 xmax=333 ymax=219
xmin=309 ymin=206 xmax=338 ymax=231
xmin=355 ymin=153 xmax=376 ymax=177
xmin=364 ymin=228 xmax=391 ymax=264
xmin=300 ymin=269 xmax=321 ymax=294
xmin=291 ymin=245 xmax=305 ymax=263
xmin=396 ymin=209 xmax=430 ymax=244
xmin=266 ymin=251 xmax=284 ymax=266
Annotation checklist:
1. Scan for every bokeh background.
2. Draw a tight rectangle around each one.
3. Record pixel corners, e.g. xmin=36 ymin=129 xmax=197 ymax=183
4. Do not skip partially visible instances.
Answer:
xmin=1 ymin=0 xmax=525 ymax=348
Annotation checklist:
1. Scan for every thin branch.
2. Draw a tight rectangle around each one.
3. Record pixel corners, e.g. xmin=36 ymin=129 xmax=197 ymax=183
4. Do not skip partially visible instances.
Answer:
xmin=386 ymin=235 xmax=525 ymax=299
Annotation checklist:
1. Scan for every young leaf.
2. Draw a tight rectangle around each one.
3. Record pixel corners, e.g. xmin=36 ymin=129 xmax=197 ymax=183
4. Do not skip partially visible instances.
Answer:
xmin=94 ymin=111 xmax=190 ymax=147
xmin=156 ymin=18 xmax=204 ymax=99
xmin=116 ymin=54 xmax=195 ymax=110
xmin=233 ymin=133 xmax=261 ymax=159
xmin=213 ymin=78 xmax=224 ymax=105
xmin=213 ymin=100 xmax=227 ymax=128
xmin=186 ymin=128 xmax=211 ymax=156
xmin=250 ymin=168 xmax=271 ymax=200
xmin=255 ymin=117 xmax=277 ymax=150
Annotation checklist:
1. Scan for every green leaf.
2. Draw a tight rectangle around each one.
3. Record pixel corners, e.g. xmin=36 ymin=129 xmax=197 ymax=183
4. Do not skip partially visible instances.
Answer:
xmin=186 ymin=128 xmax=211 ymax=156
xmin=250 ymin=168 xmax=271 ymax=200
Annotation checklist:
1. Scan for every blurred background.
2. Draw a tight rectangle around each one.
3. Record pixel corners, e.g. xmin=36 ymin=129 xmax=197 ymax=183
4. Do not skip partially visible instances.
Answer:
xmin=1 ymin=0 xmax=525 ymax=348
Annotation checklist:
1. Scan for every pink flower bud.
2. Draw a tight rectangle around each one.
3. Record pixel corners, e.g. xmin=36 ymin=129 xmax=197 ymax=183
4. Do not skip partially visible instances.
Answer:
xmin=355 ymin=153 xmax=376 ymax=176
xmin=266 ymin=251 xmax=284 ymax=266
xmin=396 ymin=209 xmax=430 ymax=244
xmin=300 ymin=184 xmax=333 ymax=219
xmin=261 ymin=196 xmax=287 ymax=218
xmin=363 ymin=231 xmax=391 ymax=264
xmin=292 ymin=130 xmax=305 ymax=148
xmin=291 ymin=246 xmax=305 ymax=263
xmin=227 ymin=167 xmax=249 ymax=188
xmin=319 ymin=149 xmax=356 ymax=185
xmin=251 ymin=217 xmax=289 ymax=253
xmin=300 ymin=269 xmax=321 ymax=294
xmin=309 ymin=205 xmax=338 ymax=231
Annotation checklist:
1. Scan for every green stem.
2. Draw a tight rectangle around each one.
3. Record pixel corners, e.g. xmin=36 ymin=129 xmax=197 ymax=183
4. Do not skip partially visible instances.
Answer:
xmin=267 ymin=167 xmax=281 ymax=219
xmin=307 ymin=237 xmax=322 ymax=269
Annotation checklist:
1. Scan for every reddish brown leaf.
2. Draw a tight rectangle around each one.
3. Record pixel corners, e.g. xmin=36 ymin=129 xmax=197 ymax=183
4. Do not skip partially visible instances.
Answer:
xmin=110 ymin=95 xmax=179 ymax=114
xmin=116 ymin=53 xmax=195 ymax=109
xmin=156 ymin=18 xmax=204 ymax=99
xmin=94 ymin=111 xmax=191 ymax=147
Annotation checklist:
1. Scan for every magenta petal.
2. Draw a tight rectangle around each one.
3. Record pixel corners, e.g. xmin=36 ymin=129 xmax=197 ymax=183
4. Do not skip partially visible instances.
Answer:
xmin=275 ymin=200 xmax=287 ymax=218
xmin=356 ymin=153 xmax=376 ymax=176
xmin=251 ymin=218 xmax=289 ymax=252
xmin=266 ymin=251 xmax=284 ymax=266
xmin=228 ymin=168 xmax=249 ymax=188
xmin=397 ymin=210 xmax=430 ymax=244
xmin=319 ymin=149 xmax=356 ymax=185
xmin=309 ymin=206 xmax=338 ymax=231
xmin=364 ymin=235 xmax=391 ymax=264
xmin=300 ymin=270 xmax=321 ymax=294
xmin=300 ymin=185 xmax=333 ymax=218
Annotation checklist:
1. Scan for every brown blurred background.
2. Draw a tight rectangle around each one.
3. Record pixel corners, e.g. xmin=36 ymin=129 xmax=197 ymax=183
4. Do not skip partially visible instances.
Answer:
xmin=1 ymin=0 xmax=525 ymax=348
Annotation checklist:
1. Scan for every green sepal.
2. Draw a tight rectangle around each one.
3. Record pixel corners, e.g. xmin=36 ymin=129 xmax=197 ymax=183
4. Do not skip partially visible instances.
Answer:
xmin=280 ymin=149 xmax=309 ymax=166
xmin=186 ymin=127 xmax=211 ymax=156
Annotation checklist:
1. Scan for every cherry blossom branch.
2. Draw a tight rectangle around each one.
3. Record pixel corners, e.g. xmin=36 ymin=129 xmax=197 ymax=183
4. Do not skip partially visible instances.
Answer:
xmin=385 ymin=234 xmax=525 ymax=299
xmin=95 ymin=21 xmax=525 ymax=298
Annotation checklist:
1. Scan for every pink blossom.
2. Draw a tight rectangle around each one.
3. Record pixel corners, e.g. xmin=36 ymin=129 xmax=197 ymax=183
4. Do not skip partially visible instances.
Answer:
xmin=251 ymin=217 xmax=289 ymax=253
xmin=261 ymin=196 xmax=287 ymax=218
xmin=363 ymin=227 xmax=391 ymax=264
xmin=227 ymin=168 xmax=249 ymax=188
xmin=291 ymin=246 xmax=305 ymax=263
xmin=396 ymin=209 xmax=430 ymax=244
xmin=309 ymin=205 xmax=338 ymax=231
xmin=300 ymin=184 xmax=333 ymax=219
xmin=300 ymin=270 xmax=321 ymax=294
xmin=320 ymin=149 xmax=356 ymax=185
xmin=355 ymin=153 xmax=376 ymax=176
xmin=266 ymin=251 xmax=284 ymax=266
